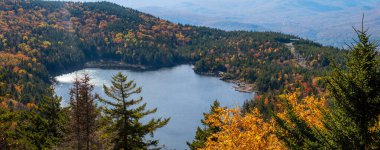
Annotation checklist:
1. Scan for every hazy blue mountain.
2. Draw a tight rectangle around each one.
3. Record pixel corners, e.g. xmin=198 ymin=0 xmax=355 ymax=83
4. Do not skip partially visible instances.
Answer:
xmin=58 ymin=0 xmax=379 ymax=47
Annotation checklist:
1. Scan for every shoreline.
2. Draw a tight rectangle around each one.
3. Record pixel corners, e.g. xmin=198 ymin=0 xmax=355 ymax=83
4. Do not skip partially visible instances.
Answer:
xmin=84 ymin=61 xmax=153 ymax=71
xmin=54 ymin=61 xmax=256 ymax=94
xmin=196 ymin=71 xmax=255 ymax=93
xmin=226 ymin=79 xmax=255 ymax=93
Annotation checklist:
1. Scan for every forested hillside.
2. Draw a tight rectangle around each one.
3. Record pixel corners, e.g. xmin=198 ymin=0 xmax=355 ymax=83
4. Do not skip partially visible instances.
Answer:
xmin=0 ymin=0 xmax=343 ymax=103
xmin=3 ymin=0 xmax=374 ymax=149
xmin=188 ymin=24 xmax=379 ymax=150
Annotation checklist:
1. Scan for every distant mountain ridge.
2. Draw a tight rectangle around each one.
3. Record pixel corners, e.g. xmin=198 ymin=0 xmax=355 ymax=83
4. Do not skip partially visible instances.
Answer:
xmin=120 ymin=0 xmax=380 ymax=47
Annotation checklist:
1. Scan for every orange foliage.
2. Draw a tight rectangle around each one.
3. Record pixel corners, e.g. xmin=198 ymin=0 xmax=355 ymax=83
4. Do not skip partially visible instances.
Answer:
xmin=0 ymin=99 xmax=8 ymax=109
xmin=201 ymin=93 xmax=329 ymax=150
xmin=13 ymin=66 xmax=20 ymax=73
xmin=14 ymin=85 xmax=23 ymax=93
xmin=98 ymin=20 xmax=108 ymax=30
xmin=0 ymin=52 xmax=30 ymax=67
xmin=113 ymin=33 xmax=124 ymax=43
xmin=26 ymin=102 xmax=38 ymax=109
xmin=312 ymin=77 xmax=321 ymax=87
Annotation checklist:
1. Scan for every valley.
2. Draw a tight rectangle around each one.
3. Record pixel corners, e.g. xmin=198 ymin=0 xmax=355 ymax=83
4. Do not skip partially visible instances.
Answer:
xmin=54 ymin=65 xmax=252 ymax=149
xmin=0 ymin=1 xmax=378 ymax=149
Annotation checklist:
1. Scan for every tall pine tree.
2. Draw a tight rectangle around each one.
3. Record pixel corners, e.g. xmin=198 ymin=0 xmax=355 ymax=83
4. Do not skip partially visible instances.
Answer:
xmin=325 ymin=19 xmax=380 ymax=149
xmin=98 ymin=72 xmax=169 ymax=150
xmin=274 ymin=19 xmax=380 ymax=149
xmin=38 ymin=88 xmax=66 ymax=147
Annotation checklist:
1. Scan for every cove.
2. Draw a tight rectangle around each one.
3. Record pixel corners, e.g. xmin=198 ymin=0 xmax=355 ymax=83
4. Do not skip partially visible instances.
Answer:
xmin=54 ymin=65 xmax=253 ymax=149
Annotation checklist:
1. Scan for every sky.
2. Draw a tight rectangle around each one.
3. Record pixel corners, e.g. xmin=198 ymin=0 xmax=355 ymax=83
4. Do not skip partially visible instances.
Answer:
xmin=57 ymin=0 xmax=380 ymax=47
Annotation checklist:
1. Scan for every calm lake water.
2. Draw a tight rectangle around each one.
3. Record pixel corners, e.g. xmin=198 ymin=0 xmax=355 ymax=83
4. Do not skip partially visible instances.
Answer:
xmin=54 ymin=65 xmax=253 ymax=149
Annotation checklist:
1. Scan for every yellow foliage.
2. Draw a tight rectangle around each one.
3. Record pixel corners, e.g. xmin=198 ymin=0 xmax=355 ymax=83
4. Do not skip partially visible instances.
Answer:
xmin=202 ymin=108 xmax=285 ymax=150
xmin=22 ymin=36 xmax=28 ymax=41
xmin=26 ymin=103 xmax=38 ymax=109
xmin=114 ymin=33 xmax=124 ymax=43
xmin=18 ymin=8 xmax=24 ymax=13
xmin=18 ymin=69 xmax=27 ymax=75
xmin=42 ymin=41 xmax=52 ymax=48
xmin=18 ymin=43 xmax=31 ymax=51
xmin=369 ymin=115 xmax=380 ymax=134
xmin=2 ymin=39 xmax=7 ymax=46
xmin=277 ymin=93 xmax=328 ymax=130
xmin=201 ymin=93 xmax=329 ymax=150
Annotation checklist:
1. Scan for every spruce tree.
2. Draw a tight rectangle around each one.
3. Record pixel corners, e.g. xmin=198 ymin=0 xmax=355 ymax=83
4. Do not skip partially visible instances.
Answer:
xmin=325 ymin=21 xmax=380 ymax=149
xmin=187 ymin=100 xmax=222 ymax=150
xmin=19 ymin=88 xmax=66 ymax=149
xmin=38 ymin=88 xmax=66 ymax=147
xmin=274 ymin=20 xmax=380 ymax=149
xmin=98 ymin=72 xmax=169 ymax=150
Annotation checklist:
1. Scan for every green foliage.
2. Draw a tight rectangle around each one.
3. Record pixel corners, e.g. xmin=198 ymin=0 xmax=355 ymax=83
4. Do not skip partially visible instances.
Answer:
xmin=273 ymin=24 xmax=380 ymax=149
xmin=31 ymin=27 xmax=85 ymax=73
xmin=98 ymin=72 xmax=169 ymax=149
xmin=187 ymin=100 xmax=222 ymax=150
xmin=0 ymin=0 xmax=344 ymax=106
xmin=0 ymin=0 xmax=366 ymax=149
xmin=0 ymin=102 xmax=21 ymax=149
xmin=0 ymin=89 xmax=65 ymax=149
xmin=37 ymin=88 xmax=66 ymax=147
xmin=324 ymin=25 xmax=380 ymax=149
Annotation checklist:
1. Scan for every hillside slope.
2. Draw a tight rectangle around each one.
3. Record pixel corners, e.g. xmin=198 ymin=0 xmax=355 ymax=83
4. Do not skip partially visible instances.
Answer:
xmin=0 ymin=0 xmax=344 ymax=103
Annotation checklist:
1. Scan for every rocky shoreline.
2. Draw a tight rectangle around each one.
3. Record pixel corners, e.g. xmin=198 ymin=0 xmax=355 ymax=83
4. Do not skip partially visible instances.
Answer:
xmin=227 ymin=80 xmax=255 ymax=93
xmin=196 ymin=71 xmax=255 ymax=93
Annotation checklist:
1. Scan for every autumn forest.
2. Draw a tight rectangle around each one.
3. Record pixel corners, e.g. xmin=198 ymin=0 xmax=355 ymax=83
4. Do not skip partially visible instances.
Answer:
xmin=0 ymin=0 xmax=379 ymax=149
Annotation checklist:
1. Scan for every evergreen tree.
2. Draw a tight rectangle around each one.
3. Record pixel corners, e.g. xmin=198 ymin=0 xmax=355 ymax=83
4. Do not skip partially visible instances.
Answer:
xmin=18 ymin=108 xmax=50 ymax=149
xmin=273 ymin=20 xmax=380 ymax=149
xmin=325 ymin=21 xmax=380 ymax=149
xmin=69 ymin=73 xmax=99 ymax=150
xmin=0 ymin=100 xmax=21 ymax=149
xmin=187 ymin=100 xmax=222 ymax=150
xmin=98 ymin=72 xmax=169 ymax=150
xmin=38 ymin=88 xmax=66 ymax=147
xmin=18 ymin=88 xmax=66 ymax=149
xmin=1 ymin=88 xmax=66 ymax=149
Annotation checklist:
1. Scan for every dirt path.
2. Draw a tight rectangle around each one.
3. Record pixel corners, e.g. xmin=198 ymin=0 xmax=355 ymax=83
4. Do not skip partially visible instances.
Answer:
xmin=285 ymin=42 xmax=308 ymax=68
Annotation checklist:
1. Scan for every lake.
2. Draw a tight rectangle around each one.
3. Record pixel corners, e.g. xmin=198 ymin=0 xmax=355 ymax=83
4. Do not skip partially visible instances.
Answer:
xmin=54 ymin=65 xmax=253 ymax=149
